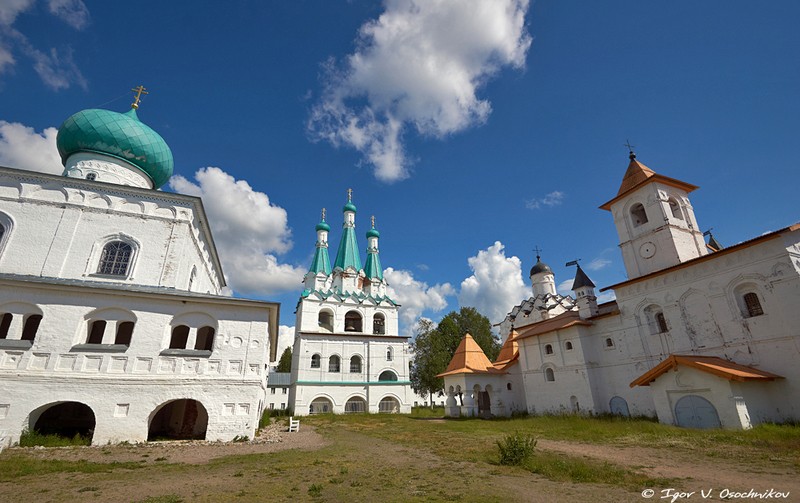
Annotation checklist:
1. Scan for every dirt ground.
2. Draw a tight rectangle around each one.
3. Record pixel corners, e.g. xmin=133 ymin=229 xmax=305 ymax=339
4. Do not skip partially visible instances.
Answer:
xmin=2 ymin=420 xmax=798 ymax=502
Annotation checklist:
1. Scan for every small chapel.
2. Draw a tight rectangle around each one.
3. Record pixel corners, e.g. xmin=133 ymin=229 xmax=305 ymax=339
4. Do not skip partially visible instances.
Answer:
xmin=288 ymin=192 xmax=413 ymax=415
xmin=0 ymin=88 xmax=279 ymax=445
xmin=440 ymin=151 xmax=799 ymax=429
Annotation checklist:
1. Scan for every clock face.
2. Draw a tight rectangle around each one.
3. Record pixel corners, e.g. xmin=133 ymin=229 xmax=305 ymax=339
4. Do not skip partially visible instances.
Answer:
xmin=639 ymin=242 xmax=656 ymax=259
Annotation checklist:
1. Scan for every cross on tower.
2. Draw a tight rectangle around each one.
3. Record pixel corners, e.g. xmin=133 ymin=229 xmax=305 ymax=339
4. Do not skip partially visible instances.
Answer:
xmin=321 ymin=208 xmax=326 ymax=221
xmin=347 ymin=188 xmax=353 ymax=202
xmin=131 ymin=85 xmax=149 ymax=109
xmin=371 ymin=215 xmax=375 ymax=229
xmin=533 ymin=246 xmax=542 ymax=261
xmin=624 ymin=139 xmax=636 ymax=159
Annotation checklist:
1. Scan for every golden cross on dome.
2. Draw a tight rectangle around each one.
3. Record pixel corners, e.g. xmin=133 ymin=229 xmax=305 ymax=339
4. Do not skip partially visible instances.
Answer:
xmin=321 ymin=208 xmax=326 ymax=221
xmin=131 ymin=85 xmax=149 ymax=109
xmin=371 ymin=215 xmax=375 ymax=228
xmin=347 ymin=188 xmax=353 ymax=202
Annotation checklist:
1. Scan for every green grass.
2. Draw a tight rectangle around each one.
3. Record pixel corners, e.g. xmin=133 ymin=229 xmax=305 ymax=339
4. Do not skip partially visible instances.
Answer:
xmin=18 ymin=429 xmax=91 ymax=447
xmin=1 ymin=413 xmax=797 ymax=501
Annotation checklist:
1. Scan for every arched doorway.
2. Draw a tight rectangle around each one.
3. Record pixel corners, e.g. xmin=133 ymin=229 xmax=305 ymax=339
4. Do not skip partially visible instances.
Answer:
xmin=674 ymin=395 xmax=721 ymax=429
xmin=344 ymin=396 xmax=366 ymax=413
xmin=148 ymin=399 xmax=208 ymax=440
xmin=475 ymin=385 xmax=491 ymax=418
xmin=378 ymin=396 xmax=400 ymax=413
xmin=32 ymin=402 xmax=95 ymax=442
xmin=610 ymin=396 xmax=630 ymax=417
xmin=309 ymin=397 xmax=333 ymax=414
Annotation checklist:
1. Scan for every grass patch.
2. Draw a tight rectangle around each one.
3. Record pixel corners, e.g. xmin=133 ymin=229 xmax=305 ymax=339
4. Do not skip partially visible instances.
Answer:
xmin=524 ymin=450 xmax=672 ymax=489
xmin=0 ymin=456 xmax=143 ymax=480
xmin=133 ymin=495 xmax=184 ymax=503
xmin=18 ymin=430 xmax=91 ymax=447
xmin=497 ymin=432 xmax=536 ymax=465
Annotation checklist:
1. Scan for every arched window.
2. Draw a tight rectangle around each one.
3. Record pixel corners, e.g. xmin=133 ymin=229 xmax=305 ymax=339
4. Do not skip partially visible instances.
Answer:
xmin=0 ymin=313 xmax=12 ymax=339
xmin=544 ymin=368 xmax=555 ymax=382
xmin=328 ymin=355 xmax=341 ymax=373
xmin=87 ymin=320 xmax=106 ymax=344
xmin=195 ymin=326 xmax=215 ymax=351
xmin=344 ymin=311 xmax=362 ymax=332
xmin=386 ymin=347 xmax=393 ymax=361
xmin=170 ymin=325 xmax=190 ymax=349
xmin=373 ymin=313 xmax=386 ymax=334
xmin=350 ymin=355 xmax=362 ymax=373
xmin=115 ymin=321 xmax=134 ymax=345
xmin=378 ymin=370 xmax=398 ymax=382
xmin=318 ymin=310 xmax=333 ymax=332
xmin=655 ymin=312 xmax=669 ymax=333
xmin=743 ymin=292 xmax=764 ymax=317
xmin=630 ymin=203 xmax=648 ymax=227
xmin=605 ymin=337 xmax=615 ymax=348
xmin=97 ymin=241 xmax=133 ymax=276
xmin=565 ymin=341 xmax=573 ymax=351
xmin=544 ymin=344 xmax=554 ymax=355
xmin=310 ymin=354 xmax=321 ymax=368
xmin=668 ymin=198 xmax=683 ymax=220
xmin=506 ymin=382 xmax=512 ymax=391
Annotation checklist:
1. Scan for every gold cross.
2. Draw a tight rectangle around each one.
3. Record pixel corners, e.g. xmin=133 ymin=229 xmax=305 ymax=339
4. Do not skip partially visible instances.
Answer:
xmin=321 ymin=208 xmax=326 ymax=221
xmin=131 ymin=85 xmax=149 ymax=109
xmin=371 ymin=215 xmax=375 ymax=228
xmin=347 ymin=188 xmax=353 ymax=202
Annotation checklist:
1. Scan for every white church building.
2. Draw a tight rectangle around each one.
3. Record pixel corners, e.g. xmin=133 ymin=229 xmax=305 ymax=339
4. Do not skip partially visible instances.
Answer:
xmin=288 ymin=193 xmax=413 ymax=415
xmin=440 ymin=151 xmax=799 ymax=429
xmin=0 ymin=91 xmax=279 ymax=445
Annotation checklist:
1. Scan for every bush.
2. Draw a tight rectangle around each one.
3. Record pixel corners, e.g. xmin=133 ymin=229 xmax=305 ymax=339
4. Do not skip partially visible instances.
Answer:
xmin=497 ymin=432 xmax=536 ymax=466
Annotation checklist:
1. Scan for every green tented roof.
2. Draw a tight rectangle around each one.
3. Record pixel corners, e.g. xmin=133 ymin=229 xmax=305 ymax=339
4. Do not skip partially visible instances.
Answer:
xmin=333 ymin=225 xmax=362 ymax=271
xmin=364 ymin=249 xmax=383 ymax=280
xmin=308 ymin=244 xmax=332 ymax=275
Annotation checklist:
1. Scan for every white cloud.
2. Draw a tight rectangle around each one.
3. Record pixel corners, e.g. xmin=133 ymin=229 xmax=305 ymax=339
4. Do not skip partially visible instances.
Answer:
xmin=47 ymin=0 xmax=90 ymax=30
xmin=308 ymin=0 xmax=531 ymax=182
xmin=525 ymin=190 xmax=564 ymax=210
xmin=586 ymin=257 xmax=611 ymax=271
xmin=384 ymin=267 xmax=454 ymax=332
xmin=0 ymin=0 xmax=33 ymax=26
xmin=0 ymin=0 xmax=88 ymax=89
xmin=274 ymin=325 xmax=295 ymax=362
xmin=597 ymin=290 xmax=617 ymax=304
xmin=0 ymin=121 xmax=62 ymax=174
xmin=556 ymin=279 xmax=573 ymax=296
xmin=458 ymin=241 xmax=529 ymax=324
xmin=169 ymin=167 xmax=306 ymax=296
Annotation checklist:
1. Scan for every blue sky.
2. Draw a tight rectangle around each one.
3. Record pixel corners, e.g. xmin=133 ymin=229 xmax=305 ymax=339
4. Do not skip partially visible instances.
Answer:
xmin=1 ymin=1 xmax=799 ymax=343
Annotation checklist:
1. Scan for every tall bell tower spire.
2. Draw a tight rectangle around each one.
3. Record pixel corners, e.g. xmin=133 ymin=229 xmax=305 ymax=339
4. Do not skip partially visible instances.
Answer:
xmin=600 ymin=150 xmax=707 ymax=279
xmin=332 ymin=189 xmax=363 ymax=293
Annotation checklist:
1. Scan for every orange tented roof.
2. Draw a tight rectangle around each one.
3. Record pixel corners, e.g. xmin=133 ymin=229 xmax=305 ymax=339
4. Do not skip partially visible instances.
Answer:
xmin=492 ymin=330 xmax=520 ymax=371
xmin=630 ymin=354 xmax=784 ymax=387
xmin=599 ymin=156 xmax=698 ymax=211
xmin=437 ymin=333 xmax=504 ymax=377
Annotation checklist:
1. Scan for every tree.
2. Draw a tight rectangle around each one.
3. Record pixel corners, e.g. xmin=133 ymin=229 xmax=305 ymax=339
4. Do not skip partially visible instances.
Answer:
xmin=410 ymin=307 xmax=500 ymax=408
xmin=276 ymin=347 xmax=292 ymax=372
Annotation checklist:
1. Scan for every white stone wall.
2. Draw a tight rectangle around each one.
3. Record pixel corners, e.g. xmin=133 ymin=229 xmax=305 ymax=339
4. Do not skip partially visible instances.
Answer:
xmin=296 ymin=296 xmax=399 ymax=336
xmin=0 ymin=279 xmax=275 ymax=444
xmin=0 ymin=168 xmax=223 ymax=294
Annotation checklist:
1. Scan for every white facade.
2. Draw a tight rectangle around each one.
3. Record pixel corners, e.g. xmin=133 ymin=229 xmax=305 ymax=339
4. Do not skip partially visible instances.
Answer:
xmin=443 ymin=154 xmax=800 ymax=429
xmin=0 ymin=152 xmax=279 ymax=444
xmin=289 ymin=197 xmax=413 ymax=415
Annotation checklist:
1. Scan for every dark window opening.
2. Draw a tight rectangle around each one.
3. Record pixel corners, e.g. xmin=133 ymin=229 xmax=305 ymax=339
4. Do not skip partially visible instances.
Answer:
xmin=655 ymin=312 xmax=668 ymax=333
xmin=329 ymin=355 xmax=341 ymax=372
xmin=544 ymin=344 xmax=554 ymax=355
xmin=744 ymin=292 xmax=764 ymax=317
xmin=630 ymin=203 xmax=648 ymax=227
xmin=350 ymin=355 xmax=362 ymax=373
xmin=318 ymin=310 xmax=333 ymax=331
xmin=87 ymin=320 xmax=106 ymax=344
xmin=311 ymin=354 xmax=321 ymax=368
xmin=344 ymin=311 xmax=362 ymax=332
xmin=21 ymin=314 xmax=43 ymax=342
xmin=378 ymin=370 xmax=398 ymax=382
xmin=170 ymin=325 xmax=190 ymax=349
xmin=195 ymin=326 xmax=215 ymax=351
xmin=115 ymin=321 xmax=134 ymax=345
xmin=373 ymin=313 xmax=385 ymax=334
xmin=0 ymin=313 xmax=12 ymax=339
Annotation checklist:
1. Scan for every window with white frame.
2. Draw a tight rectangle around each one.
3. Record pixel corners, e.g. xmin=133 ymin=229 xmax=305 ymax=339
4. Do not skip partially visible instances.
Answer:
xmin=544 ymin=367 xmax=555 ymax=382
xmin=350 ymin=355 xmax=362 ymax=373
xmin=311 ymin=353 xmax=321 ymax=368
xmin=329 ymin=355 xmax=341 ymax=372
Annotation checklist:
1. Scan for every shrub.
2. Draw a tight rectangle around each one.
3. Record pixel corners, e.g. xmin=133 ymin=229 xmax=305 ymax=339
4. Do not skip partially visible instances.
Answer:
xmin=18 ymin=429 xmax=91 ymax=447
xmin=497 ymin=432 xmax=536 ymax=466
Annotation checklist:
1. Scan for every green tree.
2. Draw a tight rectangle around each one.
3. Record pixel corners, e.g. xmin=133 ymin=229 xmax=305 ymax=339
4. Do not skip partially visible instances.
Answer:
xmin=276 ymin=346 xmax=292 ymax=372
xmin=410 ymin=307 xmax=500 ymax=407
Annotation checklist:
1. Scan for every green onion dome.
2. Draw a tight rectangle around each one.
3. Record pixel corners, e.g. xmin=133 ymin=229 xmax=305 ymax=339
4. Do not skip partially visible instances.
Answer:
xmin=56 ymin=107 xmax=174 ymax=189
xmin=316 ymin=220 xmax=331 ymax=232
xmin=366 ymin=227 xmax=380 ymax=239
xmin=343 ymin=201 xmax=357 ymax=213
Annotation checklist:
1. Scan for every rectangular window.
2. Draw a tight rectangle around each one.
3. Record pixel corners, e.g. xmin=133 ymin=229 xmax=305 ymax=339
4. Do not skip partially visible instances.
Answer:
xmin=282 ymin=387 xmax=287 ymax=394
xmin=21 ymin=314 xmax=42 ymax=342
xmin=269 ymin=403 xmax=274 ymax=410
xmin=280 ymin=403 xmax=285 ymax=410
xmin=87 ymin=320 xmax=106 ymax=344
xmin=271 ymin=388 xmax=276 ymax=394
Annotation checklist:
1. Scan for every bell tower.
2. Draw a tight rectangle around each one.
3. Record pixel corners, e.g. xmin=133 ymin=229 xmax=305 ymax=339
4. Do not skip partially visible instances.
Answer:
xmin=600 ymin=150 xmax=707 ymax=279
